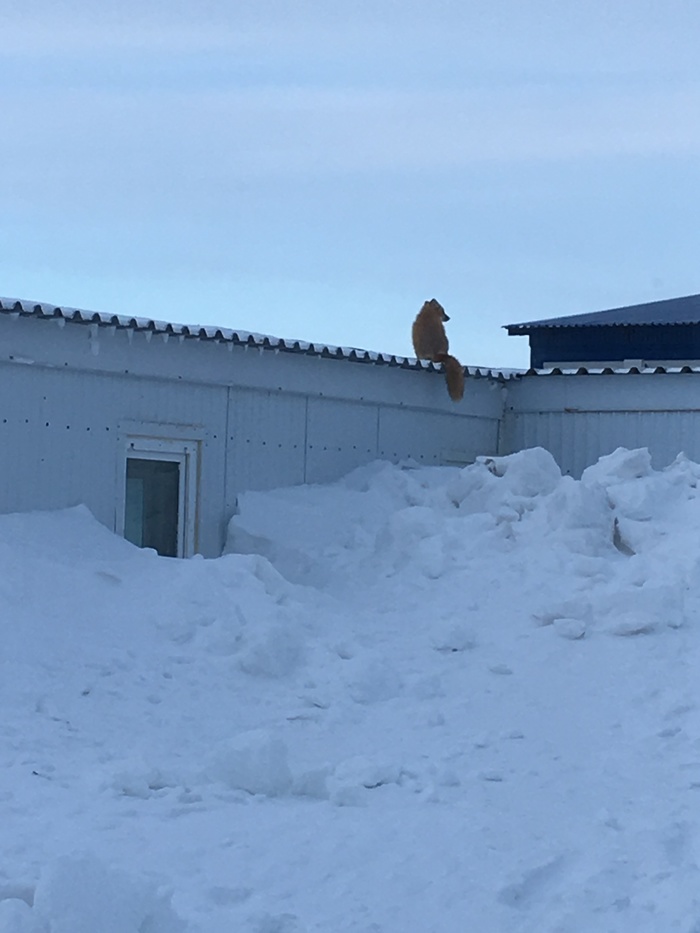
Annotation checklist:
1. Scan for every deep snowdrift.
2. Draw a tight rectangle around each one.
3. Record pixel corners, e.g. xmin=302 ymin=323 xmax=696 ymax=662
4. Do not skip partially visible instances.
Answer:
xmin=3 ymin=447 xmax=700 ymax=932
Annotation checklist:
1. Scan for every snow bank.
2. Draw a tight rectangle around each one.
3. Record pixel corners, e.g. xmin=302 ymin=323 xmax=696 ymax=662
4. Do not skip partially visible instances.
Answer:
xmin=231 ymin=445 xmax=697 ymax=635
xmin=8 ymin=447 xmax=700 ymax=931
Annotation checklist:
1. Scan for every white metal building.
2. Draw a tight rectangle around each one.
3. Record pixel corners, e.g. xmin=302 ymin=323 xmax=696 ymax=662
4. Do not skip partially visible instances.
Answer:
xmin=0 ymin=298 xmax=507 ymax=557
xmin=503 ymin=293 xmax=700 ymax=476
xmin=502 ymin=366 xmax=700 ymax=478
xmin=4 ymin=297 xmax=699 ymax=559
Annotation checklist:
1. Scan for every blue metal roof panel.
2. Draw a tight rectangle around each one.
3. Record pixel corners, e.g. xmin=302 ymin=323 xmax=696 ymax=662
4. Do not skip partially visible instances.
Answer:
xmin=505 ymin=294 xmax=700 ymax=333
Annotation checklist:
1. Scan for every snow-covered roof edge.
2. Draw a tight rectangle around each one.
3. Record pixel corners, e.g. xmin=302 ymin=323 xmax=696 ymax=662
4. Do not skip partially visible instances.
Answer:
xmin=0 ymin=297 xmax=513 ymax=381
xmin=521 ymin=364 xmax=700 ymax=376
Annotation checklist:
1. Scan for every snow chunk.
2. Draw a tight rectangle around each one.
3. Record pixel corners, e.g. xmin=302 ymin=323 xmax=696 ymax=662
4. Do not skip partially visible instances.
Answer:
xmin=553 ymin=617 xmax=587 ymax=640
xmin=249 ymin=912 xmax=307 ymax=933
xmin=595 ymin=579 xmax=686 ymax=634
xmin=237 ymin=622 xmax=305 ymax=679
xmin=346 ymin=656 xmax=403 ymax=704
xmin=328 ymin=755 xmax=402 ymax=805
xmin=108 ymin=757 xmax=174 ymax=799
xmin=605 ymin=611 xmax=658 ymax=636
xmin=332 ymin=755 xmax=401 ymax=789
xmin=29 ymin=855 xmax=186 ymax=933
xmin=0 ymin=898 xmax=42 ymax=933
xmin=477 ymin=447 xmax=562 ymax=497
xmin=373 ymin=506 xmax=448 ymax=578
xmin=581 ymin=446 xmax=653 ymax=485
xmin=431 ymin=620 xmax=477 ymax=653
xmin=208 ymin=730 xmax=292 ymax=797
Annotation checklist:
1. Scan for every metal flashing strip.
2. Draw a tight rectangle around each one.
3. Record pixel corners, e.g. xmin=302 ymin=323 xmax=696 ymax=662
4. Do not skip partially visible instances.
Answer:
xmin=0 ymin=297 xmax=514 ymax=381
xmin=522 ymin=365 xmax=700 ymax=376
xmin=505 ymin=293 xmax=700 ymax=332
xmin=507 ymin=320 xmax=700 ymax=332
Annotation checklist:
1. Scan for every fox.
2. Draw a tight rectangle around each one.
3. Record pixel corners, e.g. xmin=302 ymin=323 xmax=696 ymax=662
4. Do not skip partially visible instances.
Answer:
xmin=411 ymin=299 xmax=465 ymax=402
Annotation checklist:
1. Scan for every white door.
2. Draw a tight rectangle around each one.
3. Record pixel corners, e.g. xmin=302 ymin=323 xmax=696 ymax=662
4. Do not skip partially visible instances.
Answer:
xmin=117 ymin=437 xmax=199 ymax=557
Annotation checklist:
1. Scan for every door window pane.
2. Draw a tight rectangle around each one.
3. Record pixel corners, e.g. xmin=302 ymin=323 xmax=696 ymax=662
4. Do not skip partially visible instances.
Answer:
xmin=125 ymin=458 xmax=180 ymax=557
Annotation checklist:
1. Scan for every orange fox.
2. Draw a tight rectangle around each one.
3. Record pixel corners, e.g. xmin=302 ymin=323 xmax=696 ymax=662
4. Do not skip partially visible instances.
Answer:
xmin=411 ymin=299 xmax=465 ymax=402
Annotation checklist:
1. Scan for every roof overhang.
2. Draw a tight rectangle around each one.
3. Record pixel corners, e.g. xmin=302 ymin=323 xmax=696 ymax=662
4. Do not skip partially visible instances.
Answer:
xmin=0 ymin=297 xmax=514 ymax=381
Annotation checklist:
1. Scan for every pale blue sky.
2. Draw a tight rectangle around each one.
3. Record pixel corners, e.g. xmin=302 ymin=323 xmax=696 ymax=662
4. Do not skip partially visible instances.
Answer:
xmin=4 ymin=1 xmax=700 ymax=367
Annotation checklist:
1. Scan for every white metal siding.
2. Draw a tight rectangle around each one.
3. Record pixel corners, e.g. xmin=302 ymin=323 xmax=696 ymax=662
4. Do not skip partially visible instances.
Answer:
xmin=506 ymin=408 xmax=700 ymax=476
xmin=305 ymin=398 xmax=380 ymax=484
xmin=225 ymin=384 xmax=505 ymax=494
xmin=0 ymin=313 xmax=506 ymax=555
xmin=378 ymin=408 xmax=499 ymax=466
xmin=225 ymin=388 xmax=307 ymax=494
xmin=0 ymin=362 xmax=228 ymax=555
xmin=503 ymin=373 xmax=700 ymax=476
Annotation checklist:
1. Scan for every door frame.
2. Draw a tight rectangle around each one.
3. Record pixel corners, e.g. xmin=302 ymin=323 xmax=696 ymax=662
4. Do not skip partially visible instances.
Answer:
xmin=116 ymin=432 xmax=200 ymax=557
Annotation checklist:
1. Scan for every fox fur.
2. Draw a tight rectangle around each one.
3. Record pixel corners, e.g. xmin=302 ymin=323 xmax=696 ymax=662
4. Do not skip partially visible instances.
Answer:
xmin=412 ymin=299 xmax=465 ymax=402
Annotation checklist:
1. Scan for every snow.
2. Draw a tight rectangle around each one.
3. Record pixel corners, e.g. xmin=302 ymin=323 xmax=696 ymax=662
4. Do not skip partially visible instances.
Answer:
xmin=4 ymin=447 xmax=700 ymax=930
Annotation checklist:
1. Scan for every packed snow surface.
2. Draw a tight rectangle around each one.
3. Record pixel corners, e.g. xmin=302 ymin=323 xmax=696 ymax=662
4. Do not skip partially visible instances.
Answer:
xmin=3 ymin=446 xmax=700 ymax=931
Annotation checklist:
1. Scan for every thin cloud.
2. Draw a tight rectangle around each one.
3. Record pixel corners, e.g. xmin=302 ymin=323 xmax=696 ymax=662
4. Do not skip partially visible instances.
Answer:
xmin=6 ymin=1 xmax=700 ymax=76
xmin=3 ymin=83 xmax=700 ymax=213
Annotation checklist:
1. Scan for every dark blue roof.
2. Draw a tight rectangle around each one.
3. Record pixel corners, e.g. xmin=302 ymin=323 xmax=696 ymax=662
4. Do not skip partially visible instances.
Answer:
xmin=505 ymin=294 xmax=700 ymax=333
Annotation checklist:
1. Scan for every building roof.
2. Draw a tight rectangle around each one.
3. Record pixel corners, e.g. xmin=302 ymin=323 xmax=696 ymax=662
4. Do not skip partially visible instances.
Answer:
xmin=0 ymin=296 xmax=512 ymax=380
xmin=505 ymin=293 xmax=700 ymax=334
xmin=520 ymin=364 xmax=700 ymax=377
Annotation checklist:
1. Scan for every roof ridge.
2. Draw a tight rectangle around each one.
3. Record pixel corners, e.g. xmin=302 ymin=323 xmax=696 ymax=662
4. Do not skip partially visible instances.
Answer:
xmin=0 ymin=296 xmax=513 ymax=381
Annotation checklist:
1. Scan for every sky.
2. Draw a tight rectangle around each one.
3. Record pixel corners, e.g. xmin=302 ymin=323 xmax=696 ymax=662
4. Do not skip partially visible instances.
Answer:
xmin=4 ymin=1 xmax=700 ymax=368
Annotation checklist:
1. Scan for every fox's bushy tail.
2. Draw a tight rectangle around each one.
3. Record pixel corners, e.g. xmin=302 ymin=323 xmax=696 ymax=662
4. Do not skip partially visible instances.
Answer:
xmin=434 ymin=353 xmax=465 ymax=401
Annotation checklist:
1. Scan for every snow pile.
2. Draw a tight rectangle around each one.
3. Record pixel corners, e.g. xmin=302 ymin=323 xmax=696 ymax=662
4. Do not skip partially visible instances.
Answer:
xmin=5 ymin=448 xmax=700 ymax=931
xmin=233 ymin=445 xmax=697 ymax=638
xmin=0 ymin=855 xmax=184 ymax=933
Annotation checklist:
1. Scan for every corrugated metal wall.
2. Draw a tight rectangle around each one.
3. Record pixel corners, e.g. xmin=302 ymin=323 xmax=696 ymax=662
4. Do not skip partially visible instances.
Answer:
xmin=502 ymin=373 xmax=700 ymax=476
xmin=11 ymin=312 xmax=700 ymax=556
xmin=11 ymin=311 xmax=700 ymax=553
xmin=225 ymin=388 xmax=308 ymax=494
xmin=0 ymin=361 xmax=229 ymax=555
xmin=378 ymin=407 xmax=499 ymax=467
xmin=223 ymin=385 xmax=503 ymax=499
xmin=224 ymin=392 xmax=503 ymax=492
xmin=0 ymin=314 xmax=505 ymax=555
